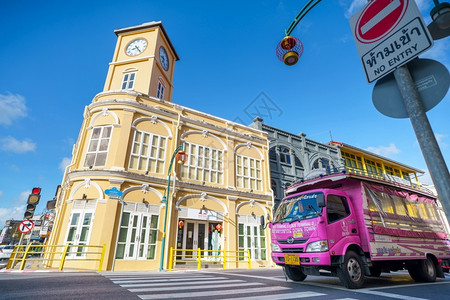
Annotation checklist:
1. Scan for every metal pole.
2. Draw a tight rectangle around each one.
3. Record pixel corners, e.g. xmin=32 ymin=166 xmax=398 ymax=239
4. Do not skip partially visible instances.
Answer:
xmin=159 ymin=144 xmax=184 ymax=271
xmin=393 ymin=65 xmax=450 ymax=221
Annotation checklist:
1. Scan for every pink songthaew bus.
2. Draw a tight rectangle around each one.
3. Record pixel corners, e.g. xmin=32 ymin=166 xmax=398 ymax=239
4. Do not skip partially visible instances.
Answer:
xmin=268 ymin=170 xmax=450 ymax=288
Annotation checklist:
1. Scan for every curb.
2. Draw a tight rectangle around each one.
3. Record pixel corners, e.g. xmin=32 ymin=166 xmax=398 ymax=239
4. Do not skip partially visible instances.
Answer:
xmin=0 ymin=269 xmax=96 ymax=273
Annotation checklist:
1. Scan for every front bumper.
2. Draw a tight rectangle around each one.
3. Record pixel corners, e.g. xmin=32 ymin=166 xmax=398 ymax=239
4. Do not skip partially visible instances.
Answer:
xmin=271 ymin=251 xmax=331 ymax=266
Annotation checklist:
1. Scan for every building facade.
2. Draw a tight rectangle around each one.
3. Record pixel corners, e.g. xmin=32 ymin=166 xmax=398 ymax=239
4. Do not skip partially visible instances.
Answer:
xmin=331 ymin=141 xmax=426 ymax=188
xmin=48 ymin=22 xmax=273 ymax=271
xmin=250 ymin=118 xmax=342 ymax=208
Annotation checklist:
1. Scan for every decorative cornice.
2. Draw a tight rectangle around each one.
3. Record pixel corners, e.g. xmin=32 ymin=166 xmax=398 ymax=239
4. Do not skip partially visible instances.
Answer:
xmin=66 ymin=169 xmax=272 ymax=201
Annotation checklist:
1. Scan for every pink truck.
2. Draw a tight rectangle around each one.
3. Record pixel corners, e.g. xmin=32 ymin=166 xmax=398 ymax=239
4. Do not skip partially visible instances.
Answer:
xmin=268 ymin=171 xmax=450 ymax=288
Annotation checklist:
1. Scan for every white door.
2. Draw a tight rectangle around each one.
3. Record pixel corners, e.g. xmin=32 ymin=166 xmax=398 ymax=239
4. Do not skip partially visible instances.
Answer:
xmin=183 ymin=221 xmax=208 ymax=258
xmin=66 ymin=211 xmax=94 ymax=258
xmin=121 ymin=212 xmax=159 ymax=260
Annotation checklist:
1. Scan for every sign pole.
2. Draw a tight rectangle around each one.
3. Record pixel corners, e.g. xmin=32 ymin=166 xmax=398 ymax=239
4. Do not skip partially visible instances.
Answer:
xmin=393 ymin=65 xmax=450 ymax=221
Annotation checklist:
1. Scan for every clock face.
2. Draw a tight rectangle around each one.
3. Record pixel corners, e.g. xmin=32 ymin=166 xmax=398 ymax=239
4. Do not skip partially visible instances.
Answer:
xmin=126 ymin=38 xmax=147 ymax=56
xmin=159 ymin=46 xmax=169 ymax=70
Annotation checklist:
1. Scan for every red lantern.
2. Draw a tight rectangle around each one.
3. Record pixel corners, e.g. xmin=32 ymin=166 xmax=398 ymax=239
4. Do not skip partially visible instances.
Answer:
xmin=175 ymin=151 xmax=188 ymax=165
xmin=178 ymin=220 xmax=184 ymax=228
xmin=216 ymin=224 xmax=222 ymax=232
xmin=276 ymin=36 xmax=303 ymax=66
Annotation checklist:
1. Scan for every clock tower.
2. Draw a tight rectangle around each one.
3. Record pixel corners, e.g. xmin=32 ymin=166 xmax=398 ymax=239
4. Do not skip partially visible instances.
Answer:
xmin=103 ymin=21 xmax=179 ymax=101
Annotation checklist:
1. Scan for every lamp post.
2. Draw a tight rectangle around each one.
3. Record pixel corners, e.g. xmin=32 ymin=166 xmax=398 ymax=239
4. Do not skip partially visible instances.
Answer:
xmin=159 ymin=143 xmax=187 ymax=271
xmin=276 ymin=0 xmax=322 ymax=66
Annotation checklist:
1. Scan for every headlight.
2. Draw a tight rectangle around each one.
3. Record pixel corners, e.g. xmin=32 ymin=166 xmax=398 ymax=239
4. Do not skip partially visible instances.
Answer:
xmin=305 ymin=240 xmax=328 ymax=252
xmin=271 ymin=243 xmax=281 ymax=252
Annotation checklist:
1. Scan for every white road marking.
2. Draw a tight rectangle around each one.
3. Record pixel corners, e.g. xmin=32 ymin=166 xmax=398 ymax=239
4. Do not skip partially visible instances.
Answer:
xmin=129 ymin=282 xmax=263 ymax=293
xmin=121 ymin=278 xmax=244 ymax=288
xmin=112 ymin=276 xmax=225 ymax=284
xmin=138 ymin=286 xmax=291 ymax=299
xmin=220 ymin=291 xmax=326 ymax=300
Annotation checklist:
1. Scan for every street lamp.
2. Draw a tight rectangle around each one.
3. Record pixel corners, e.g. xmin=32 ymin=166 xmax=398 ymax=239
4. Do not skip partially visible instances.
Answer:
xmin=276 ymin=0 xmax=322 ymax=66
xmin=427 ymin=1 xmax=450 ymax=40
xmin=159 ymin=144 xmax=187 ymax=271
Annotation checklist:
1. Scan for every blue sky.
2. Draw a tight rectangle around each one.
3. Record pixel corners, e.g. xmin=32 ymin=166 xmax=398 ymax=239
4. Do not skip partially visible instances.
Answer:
xmin=0 ymin=0 xmax=448 ymax=226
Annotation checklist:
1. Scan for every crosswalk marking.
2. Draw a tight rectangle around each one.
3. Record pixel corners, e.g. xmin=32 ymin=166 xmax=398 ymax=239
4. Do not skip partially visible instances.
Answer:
xmin=112 ymin=276 xmax=226 ymax=284
xmin=104 ymin=275 xmax=210 ymax=281
xmin=120 ymin=279 xmax=244 ymax=288
xmin=220 ymin=291 xmax=326 ymax=300
xmin=129 ymin=282 xmax=264 ymax=293
xmin=138 ymin=286 xmax=292 ymax=300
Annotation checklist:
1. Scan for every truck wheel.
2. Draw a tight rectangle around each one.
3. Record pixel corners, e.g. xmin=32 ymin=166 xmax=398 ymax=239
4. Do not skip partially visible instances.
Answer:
xmin=409 ymin=258 xmax=436 ymax=282
xmin=337 ymin=251 xmax=366 ymax=289
xmin=284 ymin=266 xmax=307 ymax=281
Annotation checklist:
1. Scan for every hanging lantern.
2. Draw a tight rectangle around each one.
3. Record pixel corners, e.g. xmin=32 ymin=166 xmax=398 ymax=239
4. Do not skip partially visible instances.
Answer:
xmin=276 ymin=36 xmax=303 ymax=66
xmin=178 ymin=220 xmax=184 ymax=228
xmin=175 ymin=151 xmax=188 ymax=165
xmin=216 ymin=224 xmax=222 ymax=232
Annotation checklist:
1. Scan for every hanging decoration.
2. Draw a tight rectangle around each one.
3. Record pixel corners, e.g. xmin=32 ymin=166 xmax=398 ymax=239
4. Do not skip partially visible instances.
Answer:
xmin=216 ymin=224 xmax=222 ymax=232
xmin=275 ymin=36 xmax=303 ymax=66
xmin=175 ymin=151 xmax=188 ymax=165
xmin=178 ymin=220 xmax=184 ymax=229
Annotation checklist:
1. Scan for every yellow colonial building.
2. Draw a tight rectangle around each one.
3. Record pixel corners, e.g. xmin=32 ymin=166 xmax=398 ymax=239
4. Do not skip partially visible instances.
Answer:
xmin=48 ymin=22 xmax=273 ymax=271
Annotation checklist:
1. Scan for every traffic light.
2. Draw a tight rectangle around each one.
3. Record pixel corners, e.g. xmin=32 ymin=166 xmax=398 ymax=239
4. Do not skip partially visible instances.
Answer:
xmin=24 ymin=187 xmax=41 ymax=219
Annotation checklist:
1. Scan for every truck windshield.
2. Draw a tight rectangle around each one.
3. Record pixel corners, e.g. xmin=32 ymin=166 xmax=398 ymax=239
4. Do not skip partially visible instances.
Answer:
xmin=273 ymin=192 xmax=324 ymax=223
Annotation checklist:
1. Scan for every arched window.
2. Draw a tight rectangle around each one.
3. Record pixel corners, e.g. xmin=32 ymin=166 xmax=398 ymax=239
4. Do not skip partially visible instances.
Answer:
xmin=278 ymin=146 xmax=291 ymax=164
xmin=271 ymin=180 xmax=277 ymax=197
xmin=294 ymin=155 xmax=303 ymax=168
xmin=269 ymin=147 xmax=277 ymax=161
xmin=313 ymin=158 xmax=333 ymax=172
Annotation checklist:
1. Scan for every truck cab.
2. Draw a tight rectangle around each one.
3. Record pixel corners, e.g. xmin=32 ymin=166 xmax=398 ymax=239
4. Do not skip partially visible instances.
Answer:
xmin=270 ymin=189 xmax=362 ymax=282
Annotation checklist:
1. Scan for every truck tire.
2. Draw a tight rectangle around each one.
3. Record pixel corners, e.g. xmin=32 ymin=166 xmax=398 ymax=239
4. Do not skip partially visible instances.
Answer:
xmin=337 ymin=250 xmax=366 ymax=289
xmin=284 ymin=266 xmax=307 ymax=281
xmin=408 ymin=258 xmax=436 ymax=282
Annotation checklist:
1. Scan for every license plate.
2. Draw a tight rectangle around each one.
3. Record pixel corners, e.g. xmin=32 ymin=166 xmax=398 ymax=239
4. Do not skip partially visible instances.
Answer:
xmin=284 ymin=254 xmax=300 ymax=265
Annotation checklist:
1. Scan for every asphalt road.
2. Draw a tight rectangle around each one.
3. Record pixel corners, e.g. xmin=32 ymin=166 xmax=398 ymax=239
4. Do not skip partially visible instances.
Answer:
xmin=1 ymin=268 xmax=449 ymax=299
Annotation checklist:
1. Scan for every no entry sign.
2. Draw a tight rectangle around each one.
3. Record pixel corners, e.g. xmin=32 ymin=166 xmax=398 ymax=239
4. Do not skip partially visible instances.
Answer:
xmin=350 ymin=0 xmax=433 ymax=83
xmin=355 ymin=0 xmax=408 ymax=44
xmin=19 ymin=220 xmax=34 ymax=234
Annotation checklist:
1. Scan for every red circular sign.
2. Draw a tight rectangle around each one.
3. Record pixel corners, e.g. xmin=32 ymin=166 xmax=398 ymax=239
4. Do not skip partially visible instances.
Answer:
xmin=19 ymin=220 xmax=34 ymax=234
xmin=355 ymin=0 xmax=408 ymax=44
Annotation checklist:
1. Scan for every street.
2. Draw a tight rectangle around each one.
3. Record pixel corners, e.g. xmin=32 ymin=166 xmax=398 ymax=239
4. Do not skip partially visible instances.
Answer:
xmin=1 ymin=268 xmax=449 ymax=299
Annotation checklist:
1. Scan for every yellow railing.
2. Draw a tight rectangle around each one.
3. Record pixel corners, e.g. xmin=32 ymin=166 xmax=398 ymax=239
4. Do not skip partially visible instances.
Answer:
xmin=168 ymin=247 xmax=251 ymax=271
xmin=7 ymin=243 xmax=106 ymax=272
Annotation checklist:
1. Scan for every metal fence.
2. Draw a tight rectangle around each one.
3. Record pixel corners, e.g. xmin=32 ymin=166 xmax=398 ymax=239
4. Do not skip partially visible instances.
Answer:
xmin=7 ymin=243 xmax=106 ymax=271
xmin=168 ymin=247 xmax=251 ymax=271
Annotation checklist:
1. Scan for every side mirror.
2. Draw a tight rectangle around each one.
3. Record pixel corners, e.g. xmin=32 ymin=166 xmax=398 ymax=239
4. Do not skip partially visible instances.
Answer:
xmin=317 ymin=194 xmax=325 ymax=208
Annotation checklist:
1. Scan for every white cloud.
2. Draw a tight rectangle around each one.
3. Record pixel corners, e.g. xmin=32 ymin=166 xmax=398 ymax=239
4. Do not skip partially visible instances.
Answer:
xmin=415 ymin=0 xmax=430 ymax=12
xmin=0 ymin=136 xmax=36 ymax=153
xmin=59 ymin=157 xmax=72 ymax=172
xmin=366 ymin=143 xmax=400 ymax=156
xmin=418 ymin=169 xmax=434 ymax=185
xmin=0 ymin=93 xmax=27 ymax=126
xmin=344 ymin=0 xmax=366 ymax=19
xmin=0 ymin=191 xmax=29 ymax=226
xmin=435 ymin=133 xmax=447 ymax=148
xmin=0 ymin=205 xmax=27 ymax=227
xmin=422 ymin=39 xmax=450 ymax=67
xmin=11 ymin=191 xmax=29 ymax=207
